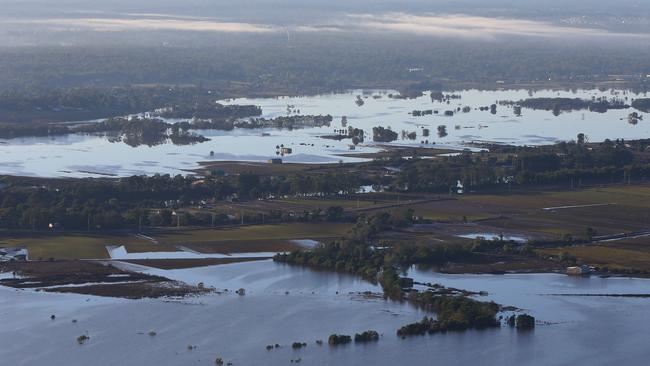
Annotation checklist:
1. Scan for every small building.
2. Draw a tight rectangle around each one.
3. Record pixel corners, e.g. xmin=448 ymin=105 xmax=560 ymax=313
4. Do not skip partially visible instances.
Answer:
xmin=567 ymin=265 xmax=591 ymax=276
xmin=267 ymin=158 xmax=283 ymax=164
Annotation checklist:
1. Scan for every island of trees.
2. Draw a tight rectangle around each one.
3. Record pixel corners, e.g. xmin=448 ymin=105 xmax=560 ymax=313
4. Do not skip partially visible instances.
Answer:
xmin=0 ymin=112 xmax=334 ymax=146
xmin=517 ymin=97 xmax=629 ymax=115
xmin=373 ymin=126 xmax=398 ymax=142
xmin=632 ymin=98 xmax=650 ymax=113
xmin=274 ymin=210 xmax=502 ymax=337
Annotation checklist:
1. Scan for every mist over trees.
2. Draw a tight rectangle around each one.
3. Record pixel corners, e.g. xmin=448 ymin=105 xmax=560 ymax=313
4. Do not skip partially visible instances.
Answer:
xmin=0 ymin=0 xmax=648 ymax=96
xmin=1 ymin=35 xmax=650 ymax=95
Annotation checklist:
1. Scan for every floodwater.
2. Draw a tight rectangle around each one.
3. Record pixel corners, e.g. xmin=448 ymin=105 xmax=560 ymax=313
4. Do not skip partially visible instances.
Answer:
xmin=0 ymin=88 xmax=648 ymax=177
xmin=2 ymin=260 xmax=650 ymax=365
xmin=106 ymin=245 xmax=279 ymax=260
xmin=456 ymin=233 xmax=529 ymax=242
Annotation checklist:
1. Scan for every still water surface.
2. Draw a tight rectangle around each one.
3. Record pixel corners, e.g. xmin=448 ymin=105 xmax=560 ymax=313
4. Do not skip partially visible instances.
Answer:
xmin=0 ymin=89 xmax=647 ymax=177
xmin=1 ymin=260 xmax=649 ymax=365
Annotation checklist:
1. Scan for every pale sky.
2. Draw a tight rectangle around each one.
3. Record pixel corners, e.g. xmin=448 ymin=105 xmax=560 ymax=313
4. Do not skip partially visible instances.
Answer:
xmin=1 ymin=0 xmax=648 ymax=46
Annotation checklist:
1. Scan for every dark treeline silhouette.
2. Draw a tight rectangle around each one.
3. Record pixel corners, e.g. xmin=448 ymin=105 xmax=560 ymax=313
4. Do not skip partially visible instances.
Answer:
xmin=0 ymin=170 xmax=361 ymax=230
xmin=2 ymin=36 xmax=650 ymax=94
xmin=0 ymin=86 xmax=230 ymax=123
xmin=2 ymin=138 xmax=650 ymax=230
xmin=0 ymin=113 xmax=333 ymax=145
xmin=394 ymin=138 xmax=645 ymax=192
xmin=632 ymin=98 xmax=650 ymax=112
xmin=517 ymin=97 xmax=630 ymax=114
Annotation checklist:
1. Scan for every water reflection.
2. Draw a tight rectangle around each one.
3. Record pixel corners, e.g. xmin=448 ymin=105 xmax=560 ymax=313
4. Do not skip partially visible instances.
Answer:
xmin=1 ymin=88 xmax=649 ymax=177
xmin=2 ymin=260 xmax=650 ymax=365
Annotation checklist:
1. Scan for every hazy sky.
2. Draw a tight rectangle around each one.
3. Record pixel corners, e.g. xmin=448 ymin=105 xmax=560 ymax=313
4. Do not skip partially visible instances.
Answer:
xmin=1 ymin=0 xmax=649 ymax=46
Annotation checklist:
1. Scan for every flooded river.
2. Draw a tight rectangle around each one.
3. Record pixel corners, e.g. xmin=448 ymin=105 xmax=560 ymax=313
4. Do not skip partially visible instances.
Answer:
xmin=0 ymin=88 xmax=648 ymax=177
xmin=2 ymin=260 xmax=649 ymax=365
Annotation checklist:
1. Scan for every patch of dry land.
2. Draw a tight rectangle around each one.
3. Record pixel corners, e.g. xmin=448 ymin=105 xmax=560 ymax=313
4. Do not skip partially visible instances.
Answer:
xmin=0 ymin=261 xmax=208 ymax=299
xmin=363 ymin=184 xmax=650 ymax=274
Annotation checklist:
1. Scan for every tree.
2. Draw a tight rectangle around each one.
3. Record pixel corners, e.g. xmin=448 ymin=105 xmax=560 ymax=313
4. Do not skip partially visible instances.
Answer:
xmin=585 ymin=227 xmax=597 ymax=241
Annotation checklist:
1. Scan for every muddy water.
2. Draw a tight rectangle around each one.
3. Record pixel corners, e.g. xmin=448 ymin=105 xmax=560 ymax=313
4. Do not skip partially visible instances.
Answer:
xmin=2 ymin=260 xmax=650 ymax=365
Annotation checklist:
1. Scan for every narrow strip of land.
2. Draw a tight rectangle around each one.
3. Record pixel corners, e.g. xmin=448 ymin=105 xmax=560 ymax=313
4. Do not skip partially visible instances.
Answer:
xmin=542 ymin=203 xmax=615 ymax=211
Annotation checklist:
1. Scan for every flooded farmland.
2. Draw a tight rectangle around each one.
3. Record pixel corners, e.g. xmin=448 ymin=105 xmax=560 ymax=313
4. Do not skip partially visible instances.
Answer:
xmin=2 ymin=260 xmax=650 ymax=365
xmin=0 ymin=88 xmax=647 ymax=178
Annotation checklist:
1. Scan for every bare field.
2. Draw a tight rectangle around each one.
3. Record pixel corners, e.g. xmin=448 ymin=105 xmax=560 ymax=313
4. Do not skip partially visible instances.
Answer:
xmin=405 ymin=185 xmax=650 ymax=238
xmin=208 ymin=197 xmax=383 ymax=217
xmin=374 ymin=185 xmax=650 ymax=273
xmin=0 ymin=260 xmax=207 ymax=298
xmin=539 ymin=245 xmax=650 ymax=272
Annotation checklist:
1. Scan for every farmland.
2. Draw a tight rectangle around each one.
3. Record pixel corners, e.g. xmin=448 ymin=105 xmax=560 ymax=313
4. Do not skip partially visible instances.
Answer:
xmin=0 ymin=223 xmax=352 ymax=260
